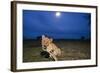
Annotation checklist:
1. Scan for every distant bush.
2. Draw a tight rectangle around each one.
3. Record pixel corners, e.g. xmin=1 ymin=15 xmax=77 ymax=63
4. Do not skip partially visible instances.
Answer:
xmin=81 ymin=36 xmax=85 ymax=40
xmin=37 ymin=36 xmax=42 ymax=40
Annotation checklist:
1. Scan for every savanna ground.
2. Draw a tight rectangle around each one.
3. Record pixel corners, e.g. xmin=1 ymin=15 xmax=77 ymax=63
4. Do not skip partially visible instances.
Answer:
xmin=23 ymin=39 xmax=91 ymax=62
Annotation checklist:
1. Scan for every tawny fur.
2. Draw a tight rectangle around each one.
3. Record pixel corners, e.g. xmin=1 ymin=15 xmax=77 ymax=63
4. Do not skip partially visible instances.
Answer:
xmin=41 ymin=35 xmax=62 ymax=61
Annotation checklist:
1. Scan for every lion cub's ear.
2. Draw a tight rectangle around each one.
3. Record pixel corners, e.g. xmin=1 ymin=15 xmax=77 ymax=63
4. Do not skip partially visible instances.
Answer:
xmin=42 ymin=35 xmax=45 ymax=39
xmin=50 ymin=38 xmax=53 ymax=42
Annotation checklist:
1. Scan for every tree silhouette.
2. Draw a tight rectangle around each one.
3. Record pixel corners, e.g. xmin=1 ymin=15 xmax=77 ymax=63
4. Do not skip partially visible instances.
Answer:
xmin=81 ymin=36 xmax=85 ymax=40
xmin=37 ymin=36 xmax=42 ymax=40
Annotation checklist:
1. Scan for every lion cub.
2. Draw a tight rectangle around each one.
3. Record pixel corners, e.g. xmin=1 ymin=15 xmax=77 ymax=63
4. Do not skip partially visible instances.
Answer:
xmin=41 ymin=35 xmax=62 ymax=61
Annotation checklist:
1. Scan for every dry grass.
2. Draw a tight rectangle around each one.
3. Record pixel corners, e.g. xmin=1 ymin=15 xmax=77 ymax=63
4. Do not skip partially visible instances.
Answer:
xmin=23 ymin=40 xmax=90 ymax=62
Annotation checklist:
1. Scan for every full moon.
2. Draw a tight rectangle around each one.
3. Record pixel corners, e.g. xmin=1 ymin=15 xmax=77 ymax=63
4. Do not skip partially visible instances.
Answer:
xmin=56 ymin=12 xmax=61 ymax=17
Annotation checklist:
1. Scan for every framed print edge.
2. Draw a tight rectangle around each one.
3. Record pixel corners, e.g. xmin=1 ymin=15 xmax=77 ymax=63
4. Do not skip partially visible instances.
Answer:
xmin=96 ymin=6 xmax=98 ymax=67
xmin=11 ymin=1 xmax=98 ymax=72
xmin=11 ymin=1 xmax=17 ymax=72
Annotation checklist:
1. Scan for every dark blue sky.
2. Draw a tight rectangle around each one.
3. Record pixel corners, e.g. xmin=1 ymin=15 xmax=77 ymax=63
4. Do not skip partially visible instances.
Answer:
xmin=23 ymin=10 xmax=91 ymax=39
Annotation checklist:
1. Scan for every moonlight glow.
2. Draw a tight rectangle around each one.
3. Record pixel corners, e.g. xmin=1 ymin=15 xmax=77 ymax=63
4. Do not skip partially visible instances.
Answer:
xmin=56 ymin=12 xmax=61 ymax=17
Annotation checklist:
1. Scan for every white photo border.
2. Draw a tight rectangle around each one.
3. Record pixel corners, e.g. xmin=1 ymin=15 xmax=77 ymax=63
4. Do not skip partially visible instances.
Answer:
xmin=11 ymin=1 xmax=97 ymax=71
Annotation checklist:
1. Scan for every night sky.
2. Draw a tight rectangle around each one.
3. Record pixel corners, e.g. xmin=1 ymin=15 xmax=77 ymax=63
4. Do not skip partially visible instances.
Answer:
xmin=23 ymin=10 xmax=91 ymax=39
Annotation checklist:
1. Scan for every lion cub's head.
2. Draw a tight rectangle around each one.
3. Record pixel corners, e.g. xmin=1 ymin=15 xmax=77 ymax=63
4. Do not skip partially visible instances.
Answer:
xmin=42 ymin=35 xmax=53 ymax=47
